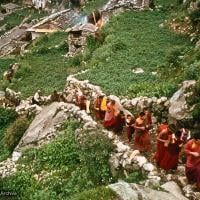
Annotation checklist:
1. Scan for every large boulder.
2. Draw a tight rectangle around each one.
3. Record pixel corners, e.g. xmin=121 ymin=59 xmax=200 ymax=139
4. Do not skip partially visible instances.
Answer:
xmin=15 ymin=102 xmax=69 ymax=151
xmin=168 ymin=80 xmax=196 ymax=126
xmin=161 ymin=181 xmax=188 ymax=200
xmin=108 ymin=181 xmax=189 ymax=200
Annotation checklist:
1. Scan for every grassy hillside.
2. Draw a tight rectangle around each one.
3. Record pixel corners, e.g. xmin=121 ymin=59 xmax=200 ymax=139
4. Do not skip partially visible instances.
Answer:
xmin=78 ymin=10 xmax=193 ymax=98
xmin=0 ymin=32 xmax=88 ymax=97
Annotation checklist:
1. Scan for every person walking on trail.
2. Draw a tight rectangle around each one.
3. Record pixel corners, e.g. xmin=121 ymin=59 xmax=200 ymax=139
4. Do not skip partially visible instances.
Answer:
xmin=32 ymin=90 xmax=42 ymax=105
xmin=103 ymin=99 xmax=118 ymax=129
xmin=134 ymin=112 xmax=151 ymax=153
xmin=125 ymin=114 xmax=135 ymax=143
xmin=185 ymin=131 xmax=200 ymax=190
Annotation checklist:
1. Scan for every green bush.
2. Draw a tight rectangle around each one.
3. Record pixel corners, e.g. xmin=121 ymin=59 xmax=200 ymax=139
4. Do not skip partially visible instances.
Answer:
xmin=4 ymin=117 xmax=30 ymax=151
xmin=69 ymin=186 xmax=118 ymax=200
xmin=166 ymin=46 xmax=186 ymax=65
xmin=192 ymin=103 xmax=200 ymax=121
xmin=184 ymin=63 xmax=200 ymax=80
xmin=124 ymin=170 xmax=147 ymax=183
xmin=78 ymin=132 xmax=114 ymax=185
xmin=189 ymin=9 xmax=200 ymax=23
xmin=0 ymin=170 xmax=40 ymax=200
xmin=2 ymin=119 xmax=115 ymax=199
xmin=0 ymin=107 xmax=17 ymax=126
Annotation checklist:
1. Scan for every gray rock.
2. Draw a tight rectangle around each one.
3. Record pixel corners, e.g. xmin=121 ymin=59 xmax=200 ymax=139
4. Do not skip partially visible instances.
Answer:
xmin=161 ymin=181 xmax=188 ymax=200
xmin=109 ymin=154 xmax=120 ymax=169
xmin=169 ymin=80 xmax=196 ymax=121
xmin=109 ymin=181 xmax=138 ymax=200
xmin=116 ymin=142 xmax=130 ymax=153
xmin=143 ymin=163 xmax=154 ymax=172
xmin=132 ymin=68 xmax=144 ymax=74
xmin=178 ymin=176 xmax=188 ymax=187
xmin=134 ymin=156 xmax=147 ymax=167
xmin=11 ymin=151 xmax=21 ymax=162
xmin=109 ymin=181 xmax=189 ymax=200
xmin=66 ymin=94 xmax=73 ymax=102
xmin=16 ymin=102 xmax=69 ymax=150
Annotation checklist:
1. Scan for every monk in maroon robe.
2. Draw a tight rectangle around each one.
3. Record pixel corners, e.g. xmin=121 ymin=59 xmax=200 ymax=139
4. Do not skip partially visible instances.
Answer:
xmin=93 ymin=95 xmax=104 ymax=120
xmin=154 ymin=124 xmax=172 ymax=167
xmin=134 ymin=112 xmax=151 ymax=152
xmin=113 ymin=111 xmax=125 ymax=134
xmin=75 ymin=95 xmax=87 ymax=110
xmin=125 ymin=114 xmax=135 ymax=143
xmin=144 ymin=109 xmax=152 ymax=130
xmin=103 ymin=100 xmax=117 ymax=129
xmin=159 ymin=130 xmax=183 ymax=170
xmin=185 ymin=131 xmax=200 ymax=190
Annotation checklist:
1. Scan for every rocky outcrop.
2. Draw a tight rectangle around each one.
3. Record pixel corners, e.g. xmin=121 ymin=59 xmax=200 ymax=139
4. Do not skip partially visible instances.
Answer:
xmin=109 ymin=180 xmax=188 ymax=200
xmin=14 ymin=102 xmax=97 ymax=151
xmin=168 ymin=80 xmax=196 ymax=127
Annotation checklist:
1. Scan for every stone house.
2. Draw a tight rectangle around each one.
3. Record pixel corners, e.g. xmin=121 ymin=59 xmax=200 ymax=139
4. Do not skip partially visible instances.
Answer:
xmin=66 ymin=23 xmax=98 ymax=57
xmin=27 ymin=9 xmax=71 ymax=40
xmin=32 ymin=0 xmax=48 ymax=9
xmin=22 ymin=0 xmax=49 ymax=9
xmin=1 ymin=3 xmax=20 ymax=14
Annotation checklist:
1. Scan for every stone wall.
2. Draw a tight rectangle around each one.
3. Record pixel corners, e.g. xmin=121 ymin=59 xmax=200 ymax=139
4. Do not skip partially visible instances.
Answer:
xmin=64 ymin=72 xmax=169 ymax=121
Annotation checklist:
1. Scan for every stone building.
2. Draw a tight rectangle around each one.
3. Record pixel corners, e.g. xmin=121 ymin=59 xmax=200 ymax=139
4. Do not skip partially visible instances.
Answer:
xmin=66 ymin=23 xmax=98 ymax=57
xmin=1 ymin=3 xmax=20 ymax=14
xmin=22 ymin=0 xmax=50 ymax=9
xmin=32 ymin=0 xmax=48 ymax=9
xmin=27 ymin=9 xmax=70 ymax=40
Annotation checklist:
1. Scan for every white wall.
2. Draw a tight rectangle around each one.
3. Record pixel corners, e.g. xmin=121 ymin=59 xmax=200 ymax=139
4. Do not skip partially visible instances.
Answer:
xmin=32 ymin=0 xmax=47 ymax=9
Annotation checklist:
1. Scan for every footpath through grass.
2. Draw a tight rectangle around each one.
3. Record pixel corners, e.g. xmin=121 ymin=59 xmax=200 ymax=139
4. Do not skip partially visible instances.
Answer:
xmin=78 ymin=10 xmax=193 ymax=98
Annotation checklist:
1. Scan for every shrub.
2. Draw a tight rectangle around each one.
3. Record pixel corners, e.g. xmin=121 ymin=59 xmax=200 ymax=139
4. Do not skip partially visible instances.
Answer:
xmin=192 ymin=103 xmax=200 ymax=121
xmin=78 ymin=131 xmax=114 ymax=185
xmin=0 ymin=107 xmax=17 ymax=127
xmin=4 ymin=117 xmax=30 ymax=151
xmin=0 ymin=170 xmax=40 ymax=199
xmin=184 ymin=63 xmax=200 ymax=80
xmin=124 ymin=170 xmax=147 ymax=183
xmin=166 ymin=46 xmax=185 ymax=65
xmin=69 ymin=186 xmax=118 ymax=200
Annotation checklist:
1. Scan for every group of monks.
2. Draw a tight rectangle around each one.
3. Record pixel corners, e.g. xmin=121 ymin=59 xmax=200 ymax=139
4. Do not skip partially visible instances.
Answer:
xmin=76 ymin=94 xmax=200 ymax=190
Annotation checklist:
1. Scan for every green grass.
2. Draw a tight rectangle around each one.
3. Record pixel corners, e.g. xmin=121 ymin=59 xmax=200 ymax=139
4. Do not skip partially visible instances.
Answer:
xmin=77 ymin=10 xmax=193 ymax=98
xmin=0 ymin=107 xmax=17 ymax=162
xmin=69 ymin=186 xmax=118 ymax=200
xmin=0 ymin=58 xmax=15 ymax=77
xmin=154 ymin=0 xmax=177 ymax=7
xmin=0 ymin=8 xmax=47 ymax=35
xmin=0 ymin=126 xmax=11 ymax=162
xmin=0 ymin=32 xmax=88 ymax=97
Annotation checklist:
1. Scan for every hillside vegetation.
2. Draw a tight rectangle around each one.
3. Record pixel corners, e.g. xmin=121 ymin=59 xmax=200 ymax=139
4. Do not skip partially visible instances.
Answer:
xmin=78 ymin=10 xmax=193 ymax=98
xmin=0 ymin=120 xmax=117 ymax=200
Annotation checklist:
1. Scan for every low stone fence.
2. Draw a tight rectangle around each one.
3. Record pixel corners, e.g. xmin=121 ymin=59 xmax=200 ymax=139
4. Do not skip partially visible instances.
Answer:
xmin=64 ymin=73 xmax=170 ymax=121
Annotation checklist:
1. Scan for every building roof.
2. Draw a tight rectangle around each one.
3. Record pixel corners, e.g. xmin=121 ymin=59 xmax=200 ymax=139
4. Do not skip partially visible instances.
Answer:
xmin=69 ymin=23 xmax=98 ymax=33
xmin=1 ymin=3 xmax=20 ymax=10
xmin=27 ymin=9 xmax=71 ymax=32
xmin=29 ymin=28 xmax=57 ymax=33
